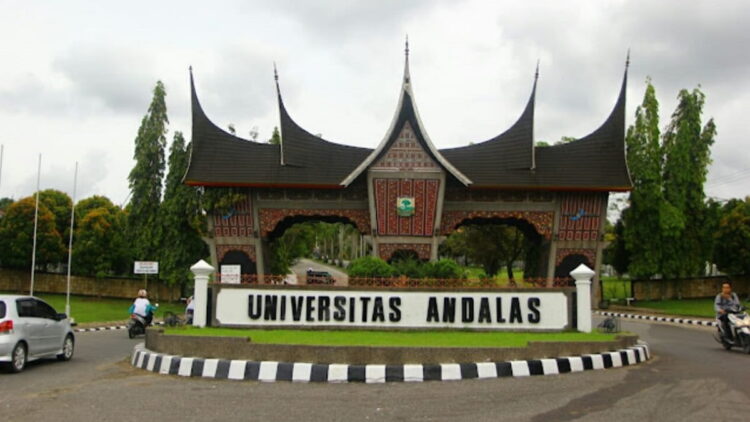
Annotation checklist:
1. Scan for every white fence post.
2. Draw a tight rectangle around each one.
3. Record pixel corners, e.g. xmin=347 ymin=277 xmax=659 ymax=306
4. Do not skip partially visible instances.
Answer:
xmin=570 ymin=263 xmax=594 ymax=333
xmin=190 ymin=259 xmax=215 ymax=328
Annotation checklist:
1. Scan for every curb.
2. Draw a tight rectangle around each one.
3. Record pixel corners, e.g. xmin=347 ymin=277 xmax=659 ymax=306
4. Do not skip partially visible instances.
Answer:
xmin=130 ymin=342 xmax=651 ymax=383
xmin=596 ymin=311 xmax=717 ymax=328
xmin=74 ymin=321 xmax=165 ymax=333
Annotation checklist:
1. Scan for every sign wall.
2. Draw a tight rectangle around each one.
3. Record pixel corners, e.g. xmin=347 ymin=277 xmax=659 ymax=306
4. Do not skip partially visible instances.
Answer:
xmin=215 ymin=288 xmax=570 ymax=331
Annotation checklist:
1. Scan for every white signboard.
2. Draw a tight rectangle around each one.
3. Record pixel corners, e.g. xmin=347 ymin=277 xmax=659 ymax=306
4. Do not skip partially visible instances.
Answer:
xmin=134 ymin=261 xmax=159 ymax=275
xmin=221 ymin=265 xmax=242 ymax=284
xmin=215 ymin=288 xmax=569 ymax=331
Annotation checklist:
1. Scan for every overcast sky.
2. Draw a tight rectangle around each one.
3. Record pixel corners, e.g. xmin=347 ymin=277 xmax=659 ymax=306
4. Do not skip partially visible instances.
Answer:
xmin=0 ymin=0 xmax=748 ymax=208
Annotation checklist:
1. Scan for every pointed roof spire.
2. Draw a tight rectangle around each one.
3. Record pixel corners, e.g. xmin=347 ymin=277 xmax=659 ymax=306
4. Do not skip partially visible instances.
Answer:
xmin=626 ymin=48 xmax=630 ymax=69
xmin=403 ymin=35 xmax=411 ymax=84
xmin=535 ymin=59 xmax=540 ymax=81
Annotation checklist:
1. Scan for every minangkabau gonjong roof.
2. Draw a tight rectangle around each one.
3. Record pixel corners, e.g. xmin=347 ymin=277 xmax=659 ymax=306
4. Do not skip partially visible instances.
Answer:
xmin=184 ymin=46 xmax=632 ymax=192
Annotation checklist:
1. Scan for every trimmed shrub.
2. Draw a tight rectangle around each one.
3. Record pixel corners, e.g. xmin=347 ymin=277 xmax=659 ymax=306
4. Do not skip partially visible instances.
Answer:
xmin=347 ymin=256 xmax=397 ymax=277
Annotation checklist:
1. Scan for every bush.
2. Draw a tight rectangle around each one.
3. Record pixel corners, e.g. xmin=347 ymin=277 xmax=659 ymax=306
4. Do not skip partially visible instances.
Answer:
xmin=392 ymin=258 xmax=426 ymax=278
xmin=424 ymin=258 xmax=464 ymax=279
xmin=347 ymin=256 xmax=397 ymax=277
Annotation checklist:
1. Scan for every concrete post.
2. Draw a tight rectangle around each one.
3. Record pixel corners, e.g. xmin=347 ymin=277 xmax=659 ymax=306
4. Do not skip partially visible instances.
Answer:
xmin=570 ymin=263 xmax=594 ymax=333
xmin=190 ymin=259 xmax=215 ymax=328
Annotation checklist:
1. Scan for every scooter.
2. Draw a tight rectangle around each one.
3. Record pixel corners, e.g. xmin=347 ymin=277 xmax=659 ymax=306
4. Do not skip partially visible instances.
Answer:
xmin=127 ymin=313 xmax=151 ymax=339
xmin=714 ymin=305 xmax=750 ymax=354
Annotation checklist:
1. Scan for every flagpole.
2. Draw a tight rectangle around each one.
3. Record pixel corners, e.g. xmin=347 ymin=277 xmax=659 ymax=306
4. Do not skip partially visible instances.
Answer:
xmin=30 ymin=154 xmax=41 ymax=296
xmin=65 ymin=162 xmax=78 ymax=317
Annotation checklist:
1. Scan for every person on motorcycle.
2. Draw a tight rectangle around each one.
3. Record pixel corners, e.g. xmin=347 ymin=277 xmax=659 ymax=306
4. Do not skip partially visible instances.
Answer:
xmin=129 ymin=289 xmax=158 ymax=326
xmin=715 ymin=281 xmax=741 ymax=340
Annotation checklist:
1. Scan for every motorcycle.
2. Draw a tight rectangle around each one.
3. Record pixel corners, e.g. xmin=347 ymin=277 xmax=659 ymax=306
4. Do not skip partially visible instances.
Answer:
xmin=714 ymin=305 xmax=750 ymax=354
xmin=127 ymin=313 xmax=149 ymax=339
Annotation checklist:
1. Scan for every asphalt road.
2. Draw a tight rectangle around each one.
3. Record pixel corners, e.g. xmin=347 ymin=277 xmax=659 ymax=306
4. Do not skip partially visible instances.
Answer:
xmin=1 ymin=319 xmax=749 ymax=421
xmin=292 ymin=258 xmax=349 ymax=286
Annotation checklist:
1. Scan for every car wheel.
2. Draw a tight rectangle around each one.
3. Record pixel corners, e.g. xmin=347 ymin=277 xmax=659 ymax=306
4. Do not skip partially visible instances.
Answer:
xmin=57 ymin=334 xmax=74 ymax=361
xmin=9 ymin=342 xmax=27 ymax=373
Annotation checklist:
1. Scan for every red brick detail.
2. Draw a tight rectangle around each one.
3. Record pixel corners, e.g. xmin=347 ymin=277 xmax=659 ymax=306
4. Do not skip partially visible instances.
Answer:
xmin=440 ymin=210 xmax=554 ymax=239
xmin=378 ymin=243 xmax=432 ymax=261
xmin=555 ymin=248 xmax=596 ymax=267
xmin=557 ymin=193 xmax=607 ymax=241
xmin=213 ymin=195 xmax=253 ymax=238
xmin=373 ymin=178 xmax=440 ymax=236
xmin=258 ymin=208 xmax=371 ymax=237
xmin=216 ymin=244 xmax=256 ymax=263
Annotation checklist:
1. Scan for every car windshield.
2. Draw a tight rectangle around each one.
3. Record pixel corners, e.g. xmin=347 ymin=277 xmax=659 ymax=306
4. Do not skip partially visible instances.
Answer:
xmin=0 ymin=301 xmax=6 ymax=319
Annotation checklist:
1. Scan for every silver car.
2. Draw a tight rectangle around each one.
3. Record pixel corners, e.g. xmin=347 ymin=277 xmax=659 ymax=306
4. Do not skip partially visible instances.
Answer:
xmin=0 ymin=295 xmax=75 ymax=373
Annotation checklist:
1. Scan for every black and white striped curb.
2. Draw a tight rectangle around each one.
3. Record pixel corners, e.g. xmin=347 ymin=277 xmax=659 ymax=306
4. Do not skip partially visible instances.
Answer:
xmin=596 ymin=311 xmax=718 ymax=328
xmin=130 ymin=342 xmax=650 ymax=383
xmin=74 ymin=321 xmax=165 ymax=333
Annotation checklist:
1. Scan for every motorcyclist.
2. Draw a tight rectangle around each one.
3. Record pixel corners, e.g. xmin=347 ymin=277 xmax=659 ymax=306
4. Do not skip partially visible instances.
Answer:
xmin=715 ymin=281 xmax=741 ymax=340
xmin=129 ymin=289 xmax=158 ymax=326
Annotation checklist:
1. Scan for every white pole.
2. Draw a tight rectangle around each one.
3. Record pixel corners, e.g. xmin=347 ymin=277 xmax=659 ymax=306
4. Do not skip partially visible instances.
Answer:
xmin=570 ymin=263 xmax=594 ymax=333
xmin=190 ymin=259 xmax=215 ymax=327
xmin=65 ymin=162 xmax=78 ymax=317
xmin=30 ymin=154 xmax=41 ymax=296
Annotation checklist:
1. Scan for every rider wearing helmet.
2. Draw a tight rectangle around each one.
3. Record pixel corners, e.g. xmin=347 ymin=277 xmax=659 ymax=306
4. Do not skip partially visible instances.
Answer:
xmin=715 ymin=281 xmax=741 ymax=340
xmin=129 ymin=289 xmax=158 ymax=326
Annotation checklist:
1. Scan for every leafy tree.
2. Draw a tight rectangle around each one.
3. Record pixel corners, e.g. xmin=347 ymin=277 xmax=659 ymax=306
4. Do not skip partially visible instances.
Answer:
xmin=0 ymin=197 xmax=13 ymax=214
xmin=76 ymin=195 xmax=119 ymax=222
xmin=442 ymin=224 xmax=527 ymax=279
xmin=347 ymin=256 xmax=396 ymax=277
xmin=73 ymin=206 xmax=130 ymax=277
xmin=604 ymin=218 xmax=630 ymax=275
xmin=622 ymin=79 xmax=663 ymax=278
xmin=38 ymin=189 xmax=73 ymax=242
xmin=269 ymin=223 xmax=317 ymax=274
xmin=660 ymin=87 xmax=716 ymax=278
xmin=714 ymin=198 xmax=750 ymax=275
xmin=268 ymin=126 xmax=281 ymax=145
xmin=0 ymin=197 xmax=65 ymax=269
xmin=127 ymin=80 xmax=168 ymax=263
xmin=160 ymin=132 xmax=208 ymax=287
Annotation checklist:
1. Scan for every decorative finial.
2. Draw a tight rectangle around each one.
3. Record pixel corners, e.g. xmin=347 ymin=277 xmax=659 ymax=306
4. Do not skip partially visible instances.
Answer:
xmin=626 ymin=49 xmax=630 ymax=69
xmin=405 ymin=34 xmax=409 ymax=59
xmin=535 ymin=59 xmax=540 ymax=81
xmin=189 ymin=65 xmax=193 ymax=73
xmin=273 ymin=62 xmax=278 ymax=82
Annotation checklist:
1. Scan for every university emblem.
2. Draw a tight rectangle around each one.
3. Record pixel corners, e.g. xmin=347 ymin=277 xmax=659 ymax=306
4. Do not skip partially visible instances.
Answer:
xmin=396 ymin=197 xmax=415 ymax=217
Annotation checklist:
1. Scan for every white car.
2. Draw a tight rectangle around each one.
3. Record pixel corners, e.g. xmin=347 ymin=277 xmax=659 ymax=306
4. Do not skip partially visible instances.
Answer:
xmin=0 ymin=295 xmax=75 ymax=373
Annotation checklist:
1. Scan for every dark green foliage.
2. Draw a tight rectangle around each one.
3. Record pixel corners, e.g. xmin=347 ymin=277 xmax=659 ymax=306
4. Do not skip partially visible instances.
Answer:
xmin=713 ymin=198 xmax=750 ymax=275
xmin=160 ymin=132 xmax=208 ymax=287
xmin=38 ymin=189 xmax=73 ymax=243
xmin=623 ymin=79 xmax=663 ymax=278
xmin=268 ymin=126 xmax=281 ymax=145
xmin=423 ymin=259 xmax=463 ymax=279
xmin=268 ymin=223 xmax=317 ymax=275
xmin=441 ymin=224 xmax=527 ymax=279
xmin=391 ymin=257 xmax=425 ymax=278
xmin=347 ymin=256 xmax=397 ymax=278
xmin=0 ymin=197 xmax=14 ymax=213
xmin=73 ymin=205 xmax=130 ymax=277
xmin=127 ymin=80 xmax=168 ymax=262
xmin=0 ymin=197 xmax=65 ymax=269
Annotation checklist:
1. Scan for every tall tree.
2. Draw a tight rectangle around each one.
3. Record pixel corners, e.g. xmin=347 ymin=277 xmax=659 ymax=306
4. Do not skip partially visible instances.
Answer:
xmin=441 ymin=224 xmax=528 ymax=279
xmin=127 ymin=80 xmax=168 ymax=263
xmin=0 ymin=197 xmax=65 ymax=269
xmin=714 ymin=197 xmax=750 ymax=275
xmin=160 ymin=132 xmax=208 ymax=288
xmin=73 ymin=205 xmax=130 ymax=277
xmin=660 ymin=87 xmax=716 ymax=278
xmin=622 ymin=79 xmax=664 ymax=278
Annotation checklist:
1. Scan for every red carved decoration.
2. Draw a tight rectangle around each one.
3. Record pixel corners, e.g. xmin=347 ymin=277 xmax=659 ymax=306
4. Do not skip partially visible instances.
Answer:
xmin=555 ymin=248 xmax=596 ymax=267
xmin=371 ymin=122 xmax=438 ymax=171
xmin=216 ymin=244 xmax=256 ymax=263
xmin=440 ymin=210 xmax=554 ymax=239
xmin=213 ymin=195 xmax=253 ymax=238
xmin=378 ymin=243 xmax=432 ymax=261
xmin=373 ymin=178 xmax=440 ymax=236
xmin=557 ymin=193 xmax=606 ymax=241
xmin=258 ymin=208 xmax=371 ymax=237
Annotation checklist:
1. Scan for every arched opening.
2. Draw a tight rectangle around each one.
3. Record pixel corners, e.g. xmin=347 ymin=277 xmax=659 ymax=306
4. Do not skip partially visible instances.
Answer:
xmin=218 ymin=250 xmax=257 ymax=280
xmin=263 ymin=215 xmax=370 ymax=285
xmin=555 ymin=253 xmax=593 ymax=284
xmin=439 ymin=217 xmax=545 ymax=285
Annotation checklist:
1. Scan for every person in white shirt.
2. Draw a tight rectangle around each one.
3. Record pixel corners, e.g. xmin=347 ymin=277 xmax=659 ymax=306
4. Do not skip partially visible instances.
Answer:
xmin=129 ymin=289 xmax=157 ymax=325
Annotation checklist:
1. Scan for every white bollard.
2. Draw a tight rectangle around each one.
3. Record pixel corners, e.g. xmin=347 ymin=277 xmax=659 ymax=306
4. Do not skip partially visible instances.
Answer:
xmin=570 ymin=263 xmax=594 ymax=333
xmin=190 ymin=259 xmax=215 ymax=328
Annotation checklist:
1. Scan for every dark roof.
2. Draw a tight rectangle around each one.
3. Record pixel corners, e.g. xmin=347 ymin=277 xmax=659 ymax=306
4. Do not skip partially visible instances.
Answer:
xmin=440 ymin=69 xmax=631 ymax=191
xmin=185 ymin=57 xmax=632 ymax=192
xmin=184 ymin=70 xmax=371 ymax=188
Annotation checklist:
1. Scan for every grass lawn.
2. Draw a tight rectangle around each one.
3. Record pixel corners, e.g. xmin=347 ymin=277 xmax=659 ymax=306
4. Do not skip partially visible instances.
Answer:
xmin=601 ymin=277 xmax=632 ymax=300
xmin=163 ymin=326 xmax=618 ymax=348
xmin=1 ymin=292 xmax=185 ymax=324
xmin=633 ymin=298 xmax=749 ymax=319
